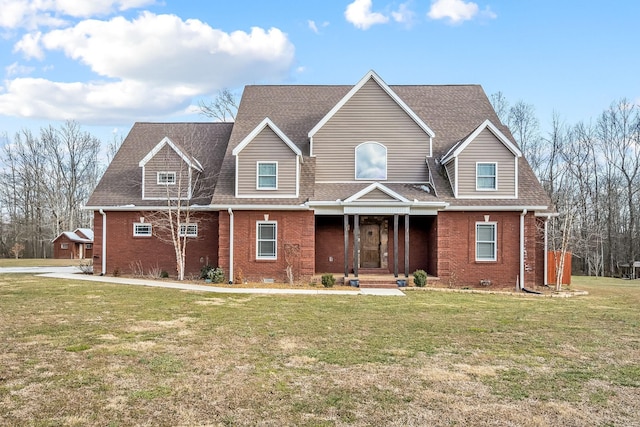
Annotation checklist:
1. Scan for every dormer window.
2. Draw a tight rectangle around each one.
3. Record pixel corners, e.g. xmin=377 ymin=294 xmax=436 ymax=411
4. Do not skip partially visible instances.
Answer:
xmin=257 ymin=162 xmax=277 ymax=190
xmin=355 ymin=142 xmax=387 ymax=180
xmin=476 ymin=163 xmax=497 ymax=190
xmin=157 ymin=171 xmax=176 ymax=185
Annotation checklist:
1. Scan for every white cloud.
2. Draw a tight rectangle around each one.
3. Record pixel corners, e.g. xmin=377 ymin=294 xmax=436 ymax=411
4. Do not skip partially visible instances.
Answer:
xmin=5 ymin=61 xmax=35 ymax=77
xmin=0 ymin=0 xmax=156 ymax=29
xmin=345 ymin=0 xmax=389 ymax=30
xmin=428 ymin=0 xmax=482 ymax=24
xmin=2 ymin=12 xmax=296 ymax=124
xmin=308 ymin=19 xmax=329 ymax=34
xmin=392 ymin=2 xmax=416 ymax=27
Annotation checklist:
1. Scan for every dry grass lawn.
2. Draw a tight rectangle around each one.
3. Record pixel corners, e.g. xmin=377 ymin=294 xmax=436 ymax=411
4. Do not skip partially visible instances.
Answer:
xmin=1 ymin=273 xmax=639 ymax=426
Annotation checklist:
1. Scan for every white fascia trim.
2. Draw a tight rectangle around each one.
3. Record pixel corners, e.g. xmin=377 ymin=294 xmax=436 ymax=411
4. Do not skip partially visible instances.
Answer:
xmin=141 ymin=166 xmax=146 ymax=198
xmin=455 ymin=195 xmax=518 ymax=199
xmin=441 ymin=119 xmax=522 ymax=164
xmin=234 ymin=194 xmax=300 ymax=199
xmin=232 ymin=118 xmax=302 ymax=156
xmin=445 ymin=205 xmax=549 ymax=211
xmin=209 ymin=204 xmax=310 ymax=211
xmin=308 ymin=200 xmax=449 ymax=209
xmin=84 ymin=205 xmax=215 ymax=211
xmin=535 ymin=212 xmax=560 ymax=218
xmin=454 ymin=157 xmax=459 ymax=197
xmin=344 ymin=182 xmax=410 ymax=203
xmin=138 ymin=136 xmax=203 ymax=172
xmin=307 ymin=70 xmax=435 ymax=139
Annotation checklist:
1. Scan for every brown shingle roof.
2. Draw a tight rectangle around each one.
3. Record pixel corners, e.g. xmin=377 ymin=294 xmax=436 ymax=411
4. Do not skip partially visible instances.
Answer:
xmin=87 ymin=122 xmax=232 ymax=207
xmin=212 ymin=83 xmax=550 ymax=209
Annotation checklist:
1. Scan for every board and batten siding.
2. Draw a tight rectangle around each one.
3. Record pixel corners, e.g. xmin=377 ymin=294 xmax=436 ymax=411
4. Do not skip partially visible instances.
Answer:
xmin=143 ymin=145 xmax=192 ymax=199
xmin=313 ymin=78 xmax=430 ymax=182
xmin=236 ymin=127 xmax=298 ymax=197
xmin=457 ymin=128 xmax=516 ymax=197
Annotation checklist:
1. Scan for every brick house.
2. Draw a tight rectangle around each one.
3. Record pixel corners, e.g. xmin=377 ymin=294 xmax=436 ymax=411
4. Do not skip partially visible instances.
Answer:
xmin=86 ymin=71 xmax=552 ymax=288
xmin=52 ymin=228 xmax=94 ymax=259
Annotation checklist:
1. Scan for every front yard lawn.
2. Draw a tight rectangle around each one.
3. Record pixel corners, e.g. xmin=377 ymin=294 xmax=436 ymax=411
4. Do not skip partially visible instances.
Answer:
xmin=1 ymin=274 xmax=638 ymax=426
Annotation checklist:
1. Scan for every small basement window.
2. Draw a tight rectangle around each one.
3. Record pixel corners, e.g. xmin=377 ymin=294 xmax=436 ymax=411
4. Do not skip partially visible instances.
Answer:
xmin=134 ymin=223 xmax=152 ymax=236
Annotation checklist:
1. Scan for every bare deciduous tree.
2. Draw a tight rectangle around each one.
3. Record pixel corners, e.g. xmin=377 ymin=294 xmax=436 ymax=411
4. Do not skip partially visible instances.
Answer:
xmin=199 ymin=88 xmax=239 ymax=122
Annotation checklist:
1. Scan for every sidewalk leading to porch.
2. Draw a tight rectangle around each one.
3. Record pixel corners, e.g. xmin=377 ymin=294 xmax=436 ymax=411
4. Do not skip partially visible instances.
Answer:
xmin=38 ymin=272 xmax=406 ymax=296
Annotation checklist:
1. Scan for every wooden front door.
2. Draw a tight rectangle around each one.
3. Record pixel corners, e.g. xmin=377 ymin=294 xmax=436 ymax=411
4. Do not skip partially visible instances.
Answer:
xmin=361 ymin=223 xmax=381 ymax=268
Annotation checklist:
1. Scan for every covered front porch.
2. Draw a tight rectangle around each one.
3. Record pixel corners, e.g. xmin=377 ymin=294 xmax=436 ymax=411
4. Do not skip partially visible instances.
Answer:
xmin=314 ymin=213 xmax=437 ymax=280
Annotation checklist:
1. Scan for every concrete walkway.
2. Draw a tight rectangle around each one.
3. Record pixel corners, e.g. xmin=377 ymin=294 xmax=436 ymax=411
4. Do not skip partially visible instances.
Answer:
xmin=36 ymin=272 xmax=406 ymax=296
xmin=0 ymin=266 xmax=81 ymax=274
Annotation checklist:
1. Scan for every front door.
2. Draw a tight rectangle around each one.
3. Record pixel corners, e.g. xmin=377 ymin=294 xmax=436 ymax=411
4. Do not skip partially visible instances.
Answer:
xmin=361 ymin=223 xmax=381 ymax=268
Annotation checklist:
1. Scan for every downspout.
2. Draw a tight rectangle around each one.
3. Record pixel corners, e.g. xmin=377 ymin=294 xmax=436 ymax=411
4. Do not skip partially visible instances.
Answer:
xmin=99 ymin=209 xmax=106 ymax=276
xmin=544 ymin=216 xmax=549 ymax=285
xmin=520 ymin=209 xmax=527 ymax=290
xmin=228 ymin=208 xmax=234 ymax=284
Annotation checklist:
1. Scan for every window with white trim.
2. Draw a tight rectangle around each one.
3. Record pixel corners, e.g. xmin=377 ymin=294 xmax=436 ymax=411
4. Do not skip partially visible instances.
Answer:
xmin=257 ymin=162 xmax=277 ymax=189
xmin=256 ymin=221 xmax=277 ymax=259
xmin=179 ymin=223 xmax=198 ymax=237
xmin=60 ymin=243 xmax=69 ymax=249
xmin=157 ymin=171 xmax=176 ymax=185
xmin=476 ymin=163 xmax=497 ymax=190
xmin=476 ymin=222 xmax=497 ymax=261
xmin=134 ymin=223 xmax=152 ymax=236
xmin=86 ymin=243 xmax=93 ymax=249
xmin=355 ymin=142 xmax=387 ymax=180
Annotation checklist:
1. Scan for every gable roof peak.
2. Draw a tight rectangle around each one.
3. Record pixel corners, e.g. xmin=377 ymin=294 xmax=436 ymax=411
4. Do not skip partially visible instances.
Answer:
xmin=441 ymin=119 xmax=522 ymax=164
xmin=232 ymin=117 xmax=302 ymax=156
xmin=138 ymin=136 xmax=204 ymax=172
xmin=308 ymin=70 xmax=436 ymax=139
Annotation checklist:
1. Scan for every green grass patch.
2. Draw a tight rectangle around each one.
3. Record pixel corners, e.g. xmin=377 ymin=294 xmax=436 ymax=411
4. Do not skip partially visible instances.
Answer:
xmin=0 ymin=274 xmax=639 ymax=425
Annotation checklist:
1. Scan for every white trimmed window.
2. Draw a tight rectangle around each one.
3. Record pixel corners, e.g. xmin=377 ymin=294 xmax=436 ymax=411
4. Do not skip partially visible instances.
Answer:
xmin=60 ymin=243 xmax=69 ymax=249
xmin=476 ymin=222 xmax=497 ymax=261
xmin=179 ymin=224 xmax=198 ymax=237
xmin=157 ymin=171 xmax=176 ymax=185
xmin=86 ymin=243 xmax=93 ymax=249
xmin=476 ymin=163 xmax=497 ymax=190
xmin=257 ymin=162 xmax=277 ymax=189
xmin=355 ymin=142 xmax=387 ymax=180
xmin=134 ymin=223 xmax=152 ymax=236
xmin=256 ymin=221 xmax=277 ymax=259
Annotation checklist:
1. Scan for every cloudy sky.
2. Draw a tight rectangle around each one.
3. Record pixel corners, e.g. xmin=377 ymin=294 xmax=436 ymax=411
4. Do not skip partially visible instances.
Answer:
xmin=0 ymin=0 xmax=638 ymax=144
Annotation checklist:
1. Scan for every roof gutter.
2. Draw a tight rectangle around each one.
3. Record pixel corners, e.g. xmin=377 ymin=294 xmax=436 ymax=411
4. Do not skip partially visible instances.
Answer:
xmin=227 ymin=208 xmax=234 ymax=285
xmin=519 ymin=209 xmax=527 ymax=290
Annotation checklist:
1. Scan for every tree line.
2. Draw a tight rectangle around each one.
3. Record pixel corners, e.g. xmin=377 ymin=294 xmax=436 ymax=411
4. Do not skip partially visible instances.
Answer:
xmin=0 ymin=121 xmax=104 ymax=258
xmin=492 ymin=94 xmax=640 ymax=277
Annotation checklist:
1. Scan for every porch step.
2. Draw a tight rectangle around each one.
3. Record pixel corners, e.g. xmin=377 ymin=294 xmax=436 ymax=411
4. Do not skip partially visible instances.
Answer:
xmin=348 ymin=274 xmax=410 ymax=289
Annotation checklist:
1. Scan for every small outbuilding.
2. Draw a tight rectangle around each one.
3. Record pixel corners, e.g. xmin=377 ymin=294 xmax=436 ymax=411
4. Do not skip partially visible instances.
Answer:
xmin=52 ymin=228 xmax=94 ymax=259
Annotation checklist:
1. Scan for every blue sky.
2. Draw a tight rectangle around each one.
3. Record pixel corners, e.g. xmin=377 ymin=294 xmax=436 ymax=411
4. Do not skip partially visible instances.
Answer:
xmin=0 ymin=0 xmax=638 ymax=146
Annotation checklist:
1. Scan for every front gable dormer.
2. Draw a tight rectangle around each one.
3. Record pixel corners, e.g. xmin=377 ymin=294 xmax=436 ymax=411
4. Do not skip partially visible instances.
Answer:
xmin=138 ymin=137 xmax=203 ymax=200
xmin=232 ymin=118 xmax=302 ymax=198
xmin=308 ymin=71 xmax=436 ymax=184
xmin=441 ymin=120 xmax=522 ymax=199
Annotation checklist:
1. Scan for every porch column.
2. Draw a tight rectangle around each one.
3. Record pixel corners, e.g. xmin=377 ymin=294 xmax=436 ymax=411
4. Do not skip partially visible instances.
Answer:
xmin=344 ymin=214 xmax=349 ymax=278
xmin=404 ymin=214 xmax=410 ymax=278
xmin=353 ymin=214 xmax=360 ymax=277
xmin=393 ymin=214 xmax=399 ymax=278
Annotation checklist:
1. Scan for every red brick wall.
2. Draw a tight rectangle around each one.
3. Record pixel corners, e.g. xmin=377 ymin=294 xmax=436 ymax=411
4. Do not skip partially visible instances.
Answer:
xmin=218 ymin=210 xmax=315 ymax=283
xmin=93 ymin=211 xmax=218 ymax=277
xmin=53 ymin=235 xmax=76 ymax=259
xmin=435 ymin=211 xmax=542 ymax=288
xmin=315 ymin=216 xmax=349 ymax=274
xmin=391 ymin=215 xmax=435 ymax=275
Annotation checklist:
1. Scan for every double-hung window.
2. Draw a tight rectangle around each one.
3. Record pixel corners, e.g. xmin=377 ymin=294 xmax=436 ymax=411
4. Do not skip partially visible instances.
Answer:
xmin=179 ymin=224 xmax=198 ymax=237
xmin=256 ymin=221 xmax=277 ymax=259
xmin=157 ymin=171 xmax=176 ymax=185
xmin=257 ymin=162 xmax=277 ymax=190
xmin=476 ymin=222 xmax=497 ymax=261
xmin=134 ymin=223 xmax=152 ymax=237
xmin=476 ymin=163 xmax=497 ymax=190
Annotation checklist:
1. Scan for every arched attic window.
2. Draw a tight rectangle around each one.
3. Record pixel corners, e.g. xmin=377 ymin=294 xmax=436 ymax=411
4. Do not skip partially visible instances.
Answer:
xmin=355 ymin=141 xmax=387 ymax=180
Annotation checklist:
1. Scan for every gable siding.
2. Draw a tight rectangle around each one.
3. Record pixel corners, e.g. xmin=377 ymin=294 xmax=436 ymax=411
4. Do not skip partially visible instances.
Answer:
xmin=237 ymin=127 xmax=298 ymax=196
xmin=457 ymin=128 xmax=516 ymax=197
xmin=358 ymin=187 xmax=397 ymax=201
xmin=444 ymin=159 xmax=456 ymax=195
xmin=313 ymin=78 xmax=430 ymax=182
xmin=143 ymin=145 xmax=192 ymax=199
